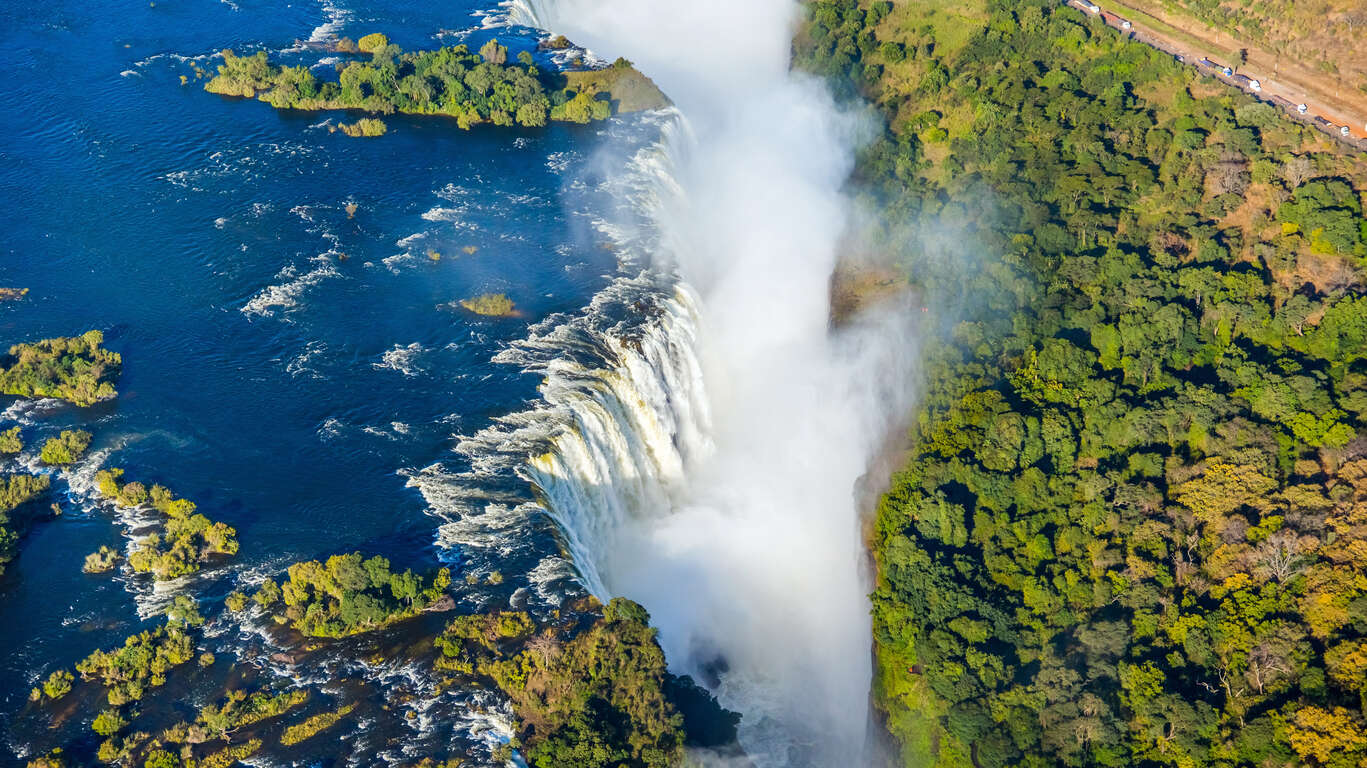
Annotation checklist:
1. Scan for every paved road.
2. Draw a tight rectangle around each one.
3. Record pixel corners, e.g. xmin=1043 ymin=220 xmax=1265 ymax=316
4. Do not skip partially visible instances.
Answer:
xmin=1065 ymin=0 xmax=1367 ymax=152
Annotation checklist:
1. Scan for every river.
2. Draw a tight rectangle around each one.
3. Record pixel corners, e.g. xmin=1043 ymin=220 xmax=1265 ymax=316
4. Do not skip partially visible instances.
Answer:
xmin=0 ymin=0 xmax=912 ymax=765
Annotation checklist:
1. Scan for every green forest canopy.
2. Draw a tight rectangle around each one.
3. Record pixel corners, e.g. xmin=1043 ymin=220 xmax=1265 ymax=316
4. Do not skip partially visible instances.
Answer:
xmin=797 ymin=0 xmax=1367 ymax=766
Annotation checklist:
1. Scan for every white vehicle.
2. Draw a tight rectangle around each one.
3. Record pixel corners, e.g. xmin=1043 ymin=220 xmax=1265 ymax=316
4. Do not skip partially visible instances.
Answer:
xmin=1081 ymin=1 xmax=1100 ymax=13
xmin=1121 ymin=19 xmax=1132 ymax=29
xmin=1249 ymin=79 xmax=1261 ymax=91
xmin=1343 ymin=126 xmax=1352 ymax=137
xmin=1297 ymin=103 xmax=1308 ymax=114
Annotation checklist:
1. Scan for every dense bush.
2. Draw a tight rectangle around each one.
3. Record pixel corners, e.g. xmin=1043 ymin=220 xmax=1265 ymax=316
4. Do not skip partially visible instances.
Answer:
xmin=338 ymin=117 xmax=386 ymax=137
xmin=196 ymin=689 xmax=309 ymax=740
xmin=96 ymin=469 xmax=237 ymax=580
xmin=39 ymin=430 xmax=91 ymax=465
xmin=71 ymin=599 xmax=202 ymax=706
xmin=0 ymin=426 xmax=22 ymax=454
xmin=252 ymin=552 xmax=450 ymax=637
xmin=458 ymin=293 xmax=516 ymax=316
xmin=205 ymin=43 xmax=618 ymax=129
xmin=797 ymin=0 xmax=1367 ymax=766
xmin=278 ymin=702 xmax=355 ymax=745
xmin=82 ymin=545 xmax=120 ymax=574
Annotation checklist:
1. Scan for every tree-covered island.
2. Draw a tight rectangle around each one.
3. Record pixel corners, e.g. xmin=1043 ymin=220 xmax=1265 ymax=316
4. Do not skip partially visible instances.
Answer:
xmin=95 ymin=469 xmax=238 ymax=580
xmin=0 ymin=331 xmax=120 ymax=406
xmin=205 ymin=39 xmax=667 ymax=130
xmin=249 ymin=551 xmax=449 ymax=638
xmin=39 ymin=430 xmax=92 ymax=466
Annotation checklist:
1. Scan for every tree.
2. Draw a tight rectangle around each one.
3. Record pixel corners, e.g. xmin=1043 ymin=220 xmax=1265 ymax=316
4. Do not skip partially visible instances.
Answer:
xmin=38 ymin=430 xmax=92 ymax=466
xmin=91 ymin=708 xmax=127 ymax=737
xmin=40 ymin=669 xmax=73 ymax=700
xmin=0 ymin=427 xmax=21 ymax=454
xmin=1287 ymin=706 xmax=1367 ymax=767
xmin=357 ymin=33 xmax=389 ymax=54
xmin=479 ymin=39 xmax=508 ymax=65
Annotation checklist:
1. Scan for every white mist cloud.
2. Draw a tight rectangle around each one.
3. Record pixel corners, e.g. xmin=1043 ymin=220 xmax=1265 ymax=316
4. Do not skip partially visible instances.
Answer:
xmin=520 ymin=1 xmax=920 ymax=764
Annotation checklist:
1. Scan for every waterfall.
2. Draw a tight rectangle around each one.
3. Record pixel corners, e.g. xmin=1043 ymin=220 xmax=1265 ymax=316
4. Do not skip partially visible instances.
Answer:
xmin=411 ymin=2 xmax=924 ymax=765
xmin=503 ymin=0 xmax=552 ymax=28
xmin=521 ymin=285 xmax=712 ymax=597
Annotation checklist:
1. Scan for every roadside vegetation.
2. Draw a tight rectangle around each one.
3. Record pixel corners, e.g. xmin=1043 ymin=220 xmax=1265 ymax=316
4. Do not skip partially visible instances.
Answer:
xmin=1122 ymin=0 xmax=1367 ymax=97
xmin=798 ymin=0 xmax=1367 ymax=765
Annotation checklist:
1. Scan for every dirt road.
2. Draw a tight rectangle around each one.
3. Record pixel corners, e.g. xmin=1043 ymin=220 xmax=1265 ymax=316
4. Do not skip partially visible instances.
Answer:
xmin=1064 ymin=0 xmax=1367 ymax=151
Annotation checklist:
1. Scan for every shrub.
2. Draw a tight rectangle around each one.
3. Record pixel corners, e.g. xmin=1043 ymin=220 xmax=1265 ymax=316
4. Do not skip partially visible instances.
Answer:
xmin=40 ymin=669 xmax=73 ymax=700
xmin=75 ymin=621 xmax=195 ymax=705
xmin=279 ymin=702 xmax=356 ymax=745
xmin=458 ymin=293 xmax=516 ymax=317
xmin=432 ymin=598 xmax=735 ymax=766
xmin=479 ymin=38 xmax=508 ymax=65
xmin=0 ymin=472 xmax=49 ymax=574
xmin=24 ymin=750 xmax=65 ymax=768
xmin=97 ymin=471 xmax=236 ymax=580
xmin=91 ymin=708 xmax=127 ymax=737
xmin=203 ymin=43 xmax=622 ymax=131
xmin=196 ymin=739 xmax=261 ymax=768
xmin=142 ymin=750 xmax=178 ymax=768
xmin=338 ymin=118 xmax=386 ymax=137
xmin=83 ymin=546 xmax=121 ymax=573
xmin=199 ymin=689 xmax=308 ymax=739
xmin=356 ymin=33 xmax=388 ymax=53
xmin=254 ymin=552 xmax=449 ymax=638
xmin=225 ymin=591 xmax=247 ymax=612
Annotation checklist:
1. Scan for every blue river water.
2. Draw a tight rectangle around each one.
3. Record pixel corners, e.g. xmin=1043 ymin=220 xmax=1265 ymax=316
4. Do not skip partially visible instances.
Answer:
xmin=0 ymin=0 xmax=666 ymax=761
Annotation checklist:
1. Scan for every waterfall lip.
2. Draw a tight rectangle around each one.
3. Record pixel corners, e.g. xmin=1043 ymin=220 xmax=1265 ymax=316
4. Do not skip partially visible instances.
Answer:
xmin=461 ymin=2 xmax=922 ymax=764
xmin=410 ymin=266 xmax=709 ymax=597
xmin=405 ymin=3 xmax=904 ymax=762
